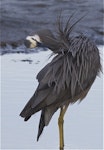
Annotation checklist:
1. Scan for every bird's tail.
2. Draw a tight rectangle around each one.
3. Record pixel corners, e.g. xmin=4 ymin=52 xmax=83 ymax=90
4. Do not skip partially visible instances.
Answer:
xmin=37 ymin=109 xmax=45 ymax=141
xmin=37 ymin=106 xmax=58 ymax=141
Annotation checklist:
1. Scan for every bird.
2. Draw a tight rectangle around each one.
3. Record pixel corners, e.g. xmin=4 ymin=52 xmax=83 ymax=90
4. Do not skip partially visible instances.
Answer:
xmin=20 ymin=14 xmax=101 ymax=150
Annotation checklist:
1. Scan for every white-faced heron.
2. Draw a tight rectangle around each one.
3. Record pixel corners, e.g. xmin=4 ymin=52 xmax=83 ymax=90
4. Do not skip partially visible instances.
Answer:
xmin=20 ymin=15 xmax=101 ymax=150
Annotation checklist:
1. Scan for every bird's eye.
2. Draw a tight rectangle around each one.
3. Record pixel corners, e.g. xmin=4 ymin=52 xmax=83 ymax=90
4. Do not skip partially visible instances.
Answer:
xmin=32 ymin=38 xmax=37 ymax=41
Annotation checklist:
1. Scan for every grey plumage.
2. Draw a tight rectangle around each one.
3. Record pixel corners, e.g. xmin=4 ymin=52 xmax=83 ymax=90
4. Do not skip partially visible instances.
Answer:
xmin=20 ymin=15 xmax=101 ymax=141
xmin=35 ymin=29 xmax=60 ymax=51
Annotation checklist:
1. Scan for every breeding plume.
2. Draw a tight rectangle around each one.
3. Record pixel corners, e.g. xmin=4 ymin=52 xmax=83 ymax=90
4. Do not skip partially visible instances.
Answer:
xmin=20 ymin=15 xmax=101 ymax=150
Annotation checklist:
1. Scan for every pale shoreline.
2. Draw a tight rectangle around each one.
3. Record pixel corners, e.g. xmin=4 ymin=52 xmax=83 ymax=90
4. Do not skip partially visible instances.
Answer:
xmin=0 ymin=46 xmax=103 ymax=149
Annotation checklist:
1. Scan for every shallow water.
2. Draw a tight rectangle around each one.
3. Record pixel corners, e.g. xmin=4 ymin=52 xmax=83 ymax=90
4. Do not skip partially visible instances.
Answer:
xmin=0 ymin=46 xmax=103 ymax=149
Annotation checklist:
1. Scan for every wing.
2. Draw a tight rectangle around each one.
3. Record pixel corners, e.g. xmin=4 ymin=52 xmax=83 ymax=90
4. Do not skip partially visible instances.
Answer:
xmin=20 ymin=54 xmax=71 ymax=119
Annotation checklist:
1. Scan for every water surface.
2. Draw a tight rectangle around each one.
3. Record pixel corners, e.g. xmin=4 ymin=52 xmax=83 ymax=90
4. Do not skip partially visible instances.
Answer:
xmin=1 ymin=46 xmax=103 ymax=149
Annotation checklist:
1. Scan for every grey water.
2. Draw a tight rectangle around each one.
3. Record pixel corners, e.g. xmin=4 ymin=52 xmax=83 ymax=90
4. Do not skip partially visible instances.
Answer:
xmin=0 ymin=0 xmax=104 ymax=54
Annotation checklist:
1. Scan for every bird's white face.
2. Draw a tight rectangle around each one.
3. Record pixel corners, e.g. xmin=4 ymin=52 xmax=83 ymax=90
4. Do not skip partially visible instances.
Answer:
xmin=26 ymin=34 xmax=41 ymax=48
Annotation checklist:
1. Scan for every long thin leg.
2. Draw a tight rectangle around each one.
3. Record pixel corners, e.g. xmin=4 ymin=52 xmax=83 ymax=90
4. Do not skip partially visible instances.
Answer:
xmin=58 ymin=104 xmax=69 ymax=150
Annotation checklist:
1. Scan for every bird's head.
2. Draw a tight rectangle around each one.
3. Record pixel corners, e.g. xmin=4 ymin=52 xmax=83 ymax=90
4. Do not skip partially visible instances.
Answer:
xmin=24 ymin=34 xmax=44 ymax=49
xmin=24 ymin=29 xmax=59 ymax=52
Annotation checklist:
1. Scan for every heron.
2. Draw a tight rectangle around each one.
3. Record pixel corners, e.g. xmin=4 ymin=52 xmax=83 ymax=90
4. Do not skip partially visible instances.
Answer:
xmin=20 ymin=14 xmax=101 ymax=150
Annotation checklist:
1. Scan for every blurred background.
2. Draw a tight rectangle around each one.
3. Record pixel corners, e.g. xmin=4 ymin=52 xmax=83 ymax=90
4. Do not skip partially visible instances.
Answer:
xmin=0 ymin=0 xmax=104 ymax=52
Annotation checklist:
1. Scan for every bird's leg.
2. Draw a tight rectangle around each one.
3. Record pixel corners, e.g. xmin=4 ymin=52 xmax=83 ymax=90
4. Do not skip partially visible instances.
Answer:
xmin=58 ymin=104 xmax=69 ymax=150
xmin=58 ymin=108 xmax=64 ymax=150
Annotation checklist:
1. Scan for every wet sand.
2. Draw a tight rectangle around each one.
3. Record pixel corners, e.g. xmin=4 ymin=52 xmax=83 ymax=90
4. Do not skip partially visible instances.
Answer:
xmin=0 ymin=0 xmax=104 ymax=49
